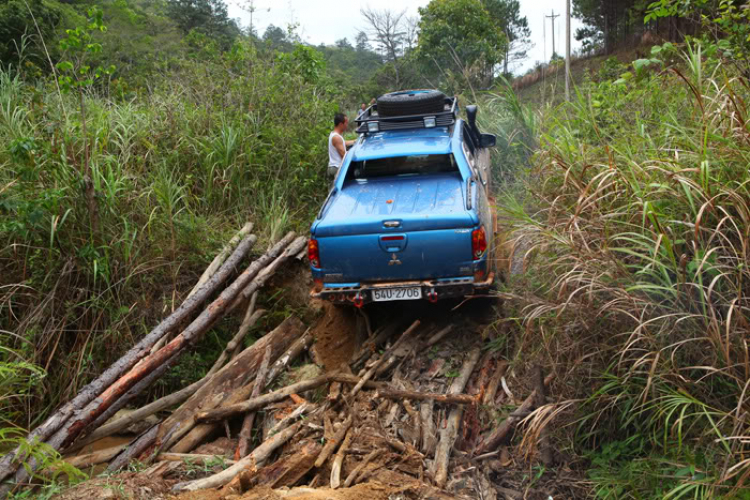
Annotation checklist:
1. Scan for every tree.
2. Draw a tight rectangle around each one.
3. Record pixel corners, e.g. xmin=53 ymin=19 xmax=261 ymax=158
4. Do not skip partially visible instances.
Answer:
xmin=0 ymin=0 xmax=63 ymax=67
xmin=482 ymin=0 xmax=531 ymax=75
xmin=360 ymin=7 xmax=407 ymax=87
xmin=573 ymin=0 xmax=652 ymax=53
xmin=335 ymin=38 xmax=352 ymax=50
xmin=166 ymin=0 xmax=240 ymax=46
xmin=416 ymin=0 xmax=507 ymax=88
xmin=262 ymin=24 xmax=290 ymax=51
xmin=355 ymin=31 xmax=369 ymax=52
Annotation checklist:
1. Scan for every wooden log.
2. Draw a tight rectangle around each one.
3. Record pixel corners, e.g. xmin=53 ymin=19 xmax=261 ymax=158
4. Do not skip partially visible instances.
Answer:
xmin=195 ymin=374 xmax=333 ymax=423
xmin=315 ymin=415 xmax=353 ymax=468
xmin=168 ymin=324 xmax=312 ymax=455
xmin=164 ymin=316 xmax=304 ymax=454
xmin=433 ymin=347 xmax=482 ymax=488
xmin=63 ymin=444 xmax=126 ymax=469
xmin=329 ymin=374 xmax=478 ymax=405
xmin=74 ymin=347 xmax=184 ymax=448
xmin=155 ymin=453 xmax=236 ymax=465
xmin=171 ymin=421 xmax=303 ymax=492
xmin=266 ymin=328 xmax=313 ymax=384
xmin=237 ymin=345 xmax=272 ymax=458
xmin=266 ymin=403 xmax=312 ymax=439
xmin=330 ymin=428 xmax=353 ymax=488
xmin=72 ymin=373 xmax=204 ymax=453
xmin=227 ymin=294 xmax=260 ymax=362
xmin=268 ymin=442 xmax=321 ymax=488
xmin=420 ymin=401 xmax=437 ymax=456
xmin=347 ymin=320 xmax=420 ymax=403
xmin=424 ymin=325 xmax=453 ymax=348
xmin=350 ymin=321 xmax=401 ymax=369
xmin=0 ymin=233 xmax=259 ymax=485
xmin=402 ymin=400 xmax=421 ymax=447
xmin=375 ymin=330 xmax=422 ymax=377
xmin=327 ymin=382 xmax=342 ymax=402
xmin=208 ymin=305 xmax=265 ymax=379
xmin=57 ymin=234 xmax=300 ymax=455
xmin=474 ymin=374 xmax=555 ymax=456
xmin=343 ymin=450 xmax=378 ymax=488
xmin=107 ymin=425 xmax=159 ymax=472
xmin=225 ymin=441 xmax=320 ymax=494
xmin=483 ymin=361 xmax=508 ymax=406
xmin=227 ymin=236 xmax=308 ymax=313
xmin=187 ymin=222 xmax=254 ymax=299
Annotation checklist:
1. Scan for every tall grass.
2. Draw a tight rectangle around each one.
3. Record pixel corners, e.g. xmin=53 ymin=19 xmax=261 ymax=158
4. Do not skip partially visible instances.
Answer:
xmin=0 ymin=38 xmax=338 ymax=435
xmin=504 ymin=42 xmax=750 ymax=497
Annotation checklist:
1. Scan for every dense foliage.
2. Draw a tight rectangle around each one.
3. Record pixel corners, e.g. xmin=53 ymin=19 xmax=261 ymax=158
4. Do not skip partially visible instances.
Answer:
xmin=497 ymin=17 xmax=750 ymax=500
xmin=417 ymin=0 xmax=508 ymax=89
xmin=0 ymin=1 xmax=342 ymax=441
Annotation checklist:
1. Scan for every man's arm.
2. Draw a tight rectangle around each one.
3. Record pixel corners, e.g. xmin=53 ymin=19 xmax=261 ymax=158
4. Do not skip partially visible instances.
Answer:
xmin=333 ymin=134 xmax=346 ymax=158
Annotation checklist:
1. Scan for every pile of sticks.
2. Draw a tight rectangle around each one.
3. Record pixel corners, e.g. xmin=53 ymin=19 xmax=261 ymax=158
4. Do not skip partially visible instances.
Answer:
xmin=1 ymin=223 xmax=557 ymax=498
xmin=0 ymin=224 xmax=307 ymax=496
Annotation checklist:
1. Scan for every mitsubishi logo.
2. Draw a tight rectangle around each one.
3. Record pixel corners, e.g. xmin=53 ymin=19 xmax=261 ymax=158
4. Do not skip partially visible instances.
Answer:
xmin=388 ymin=253 xmax=402 ymax=266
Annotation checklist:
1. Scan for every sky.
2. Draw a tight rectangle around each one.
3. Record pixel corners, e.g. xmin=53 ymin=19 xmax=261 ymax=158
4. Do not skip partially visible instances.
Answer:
xmin=227 ymin=0 xmax=586 ymax=74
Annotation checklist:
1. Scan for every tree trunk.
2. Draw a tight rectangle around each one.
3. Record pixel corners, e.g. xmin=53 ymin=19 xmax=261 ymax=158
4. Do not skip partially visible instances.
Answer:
xmin=0 ymin=232 xmax=258 ymax=485
xmin=237 ymin=345 xmax=272 ymax=458
xmin=433 ymin=348 xmax=482 ymax=488
xmin=63 ymin=444 xmax=126 ymax=469
xmin=172 ymin=421 xmax=303 ymax=492
xmin=187 ymin=222 xmax=254 ymax=299
xmin=161 ymin=316 xmax=305 ymax=454
xmin=330 ymin=428 xmax=353 ymax=489
xmin=195 ymin=374 xmax=333 ymax=423
xmin=60 ymin=235 xmax=300 ymax=452
xmin=314 ymin=415 xmax=353 ymax=468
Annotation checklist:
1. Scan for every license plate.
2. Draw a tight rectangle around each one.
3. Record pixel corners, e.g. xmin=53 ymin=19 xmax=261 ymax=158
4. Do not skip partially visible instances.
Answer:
xmin=372 ymin=287 xmax=422 ymax=302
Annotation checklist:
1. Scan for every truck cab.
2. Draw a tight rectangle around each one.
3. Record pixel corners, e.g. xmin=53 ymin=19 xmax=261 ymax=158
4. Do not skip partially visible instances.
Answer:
xmin=309 ymin=90 xmax=496 ymax=306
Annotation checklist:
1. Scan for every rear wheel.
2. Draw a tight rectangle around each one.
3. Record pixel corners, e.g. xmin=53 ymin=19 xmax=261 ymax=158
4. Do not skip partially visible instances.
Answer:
xmin=377 ymin=89 xmax=446 ymax=117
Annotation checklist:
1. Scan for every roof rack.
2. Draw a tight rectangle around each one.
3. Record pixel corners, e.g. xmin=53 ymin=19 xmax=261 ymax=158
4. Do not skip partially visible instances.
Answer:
xmin=354 ymin=96 xmax=458 ymax=134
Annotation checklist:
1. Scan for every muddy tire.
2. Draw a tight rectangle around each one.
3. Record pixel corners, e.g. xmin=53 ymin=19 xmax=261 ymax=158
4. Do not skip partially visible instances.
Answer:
xmin=377 ymin=90 xmax=446 ymax=117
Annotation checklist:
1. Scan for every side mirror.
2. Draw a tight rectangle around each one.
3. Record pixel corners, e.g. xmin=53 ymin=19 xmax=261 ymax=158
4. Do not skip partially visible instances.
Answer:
xmin=466 ymin=105 xmax=478 ymax=127
xmin=480 ymin=134 xmax=496 ymax=148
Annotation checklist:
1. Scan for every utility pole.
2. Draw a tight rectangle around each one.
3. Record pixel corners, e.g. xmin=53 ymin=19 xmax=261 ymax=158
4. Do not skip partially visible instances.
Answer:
xmin=546 ymin=10 xmax=560 ymax=59
xmin=565 ymin=0 xmax=571 ymax=100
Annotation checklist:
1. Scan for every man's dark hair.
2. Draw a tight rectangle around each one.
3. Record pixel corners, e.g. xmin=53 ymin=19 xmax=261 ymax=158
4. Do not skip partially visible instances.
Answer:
xmin=334 ymin=113 xmax=347 ymax=127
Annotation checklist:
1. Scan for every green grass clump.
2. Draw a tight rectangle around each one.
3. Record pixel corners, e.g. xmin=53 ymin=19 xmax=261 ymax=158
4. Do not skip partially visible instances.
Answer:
xmin=502 ymin=40 xmax=750 ymax=498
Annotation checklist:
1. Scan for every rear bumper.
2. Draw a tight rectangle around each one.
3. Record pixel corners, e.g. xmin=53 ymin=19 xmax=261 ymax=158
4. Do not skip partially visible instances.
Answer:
xmin=311 ymin=274 xmax=495 ymax=306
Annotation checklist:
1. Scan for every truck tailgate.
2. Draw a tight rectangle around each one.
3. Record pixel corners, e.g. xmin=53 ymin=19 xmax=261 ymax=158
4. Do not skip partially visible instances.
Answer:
xmin=316 ymin=228 xmax=475 ymax=283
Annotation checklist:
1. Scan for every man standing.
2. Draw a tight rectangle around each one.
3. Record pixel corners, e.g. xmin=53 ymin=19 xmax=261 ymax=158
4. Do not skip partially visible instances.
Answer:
xmin=328 ymin=112 xmax=355 ymax=179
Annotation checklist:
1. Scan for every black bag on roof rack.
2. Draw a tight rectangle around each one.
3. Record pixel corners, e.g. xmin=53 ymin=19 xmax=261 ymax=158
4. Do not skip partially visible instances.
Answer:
xmin=376 ymin=89 xmax=446 ymax=117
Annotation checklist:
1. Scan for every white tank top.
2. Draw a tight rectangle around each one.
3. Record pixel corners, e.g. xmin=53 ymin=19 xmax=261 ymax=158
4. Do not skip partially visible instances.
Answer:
xmin=328 ymin=131 xmax=345 ymax=168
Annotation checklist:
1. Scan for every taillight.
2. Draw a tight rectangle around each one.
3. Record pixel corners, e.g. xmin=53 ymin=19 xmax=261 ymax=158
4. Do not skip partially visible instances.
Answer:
xmin=308 ymin=239 xmax=320 ymax=268
xmin=472 ymin=227 xmax=487 ymax=260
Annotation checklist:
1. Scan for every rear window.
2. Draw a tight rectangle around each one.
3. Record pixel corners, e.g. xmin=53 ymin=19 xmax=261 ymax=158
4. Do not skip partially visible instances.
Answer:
xmin=346 ymin=154 xmax=457 ymax=180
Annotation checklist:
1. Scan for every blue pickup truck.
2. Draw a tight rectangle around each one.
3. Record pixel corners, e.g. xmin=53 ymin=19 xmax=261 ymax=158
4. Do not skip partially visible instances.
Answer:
xmin=308 ymin=90 xmax=497 ymax=306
